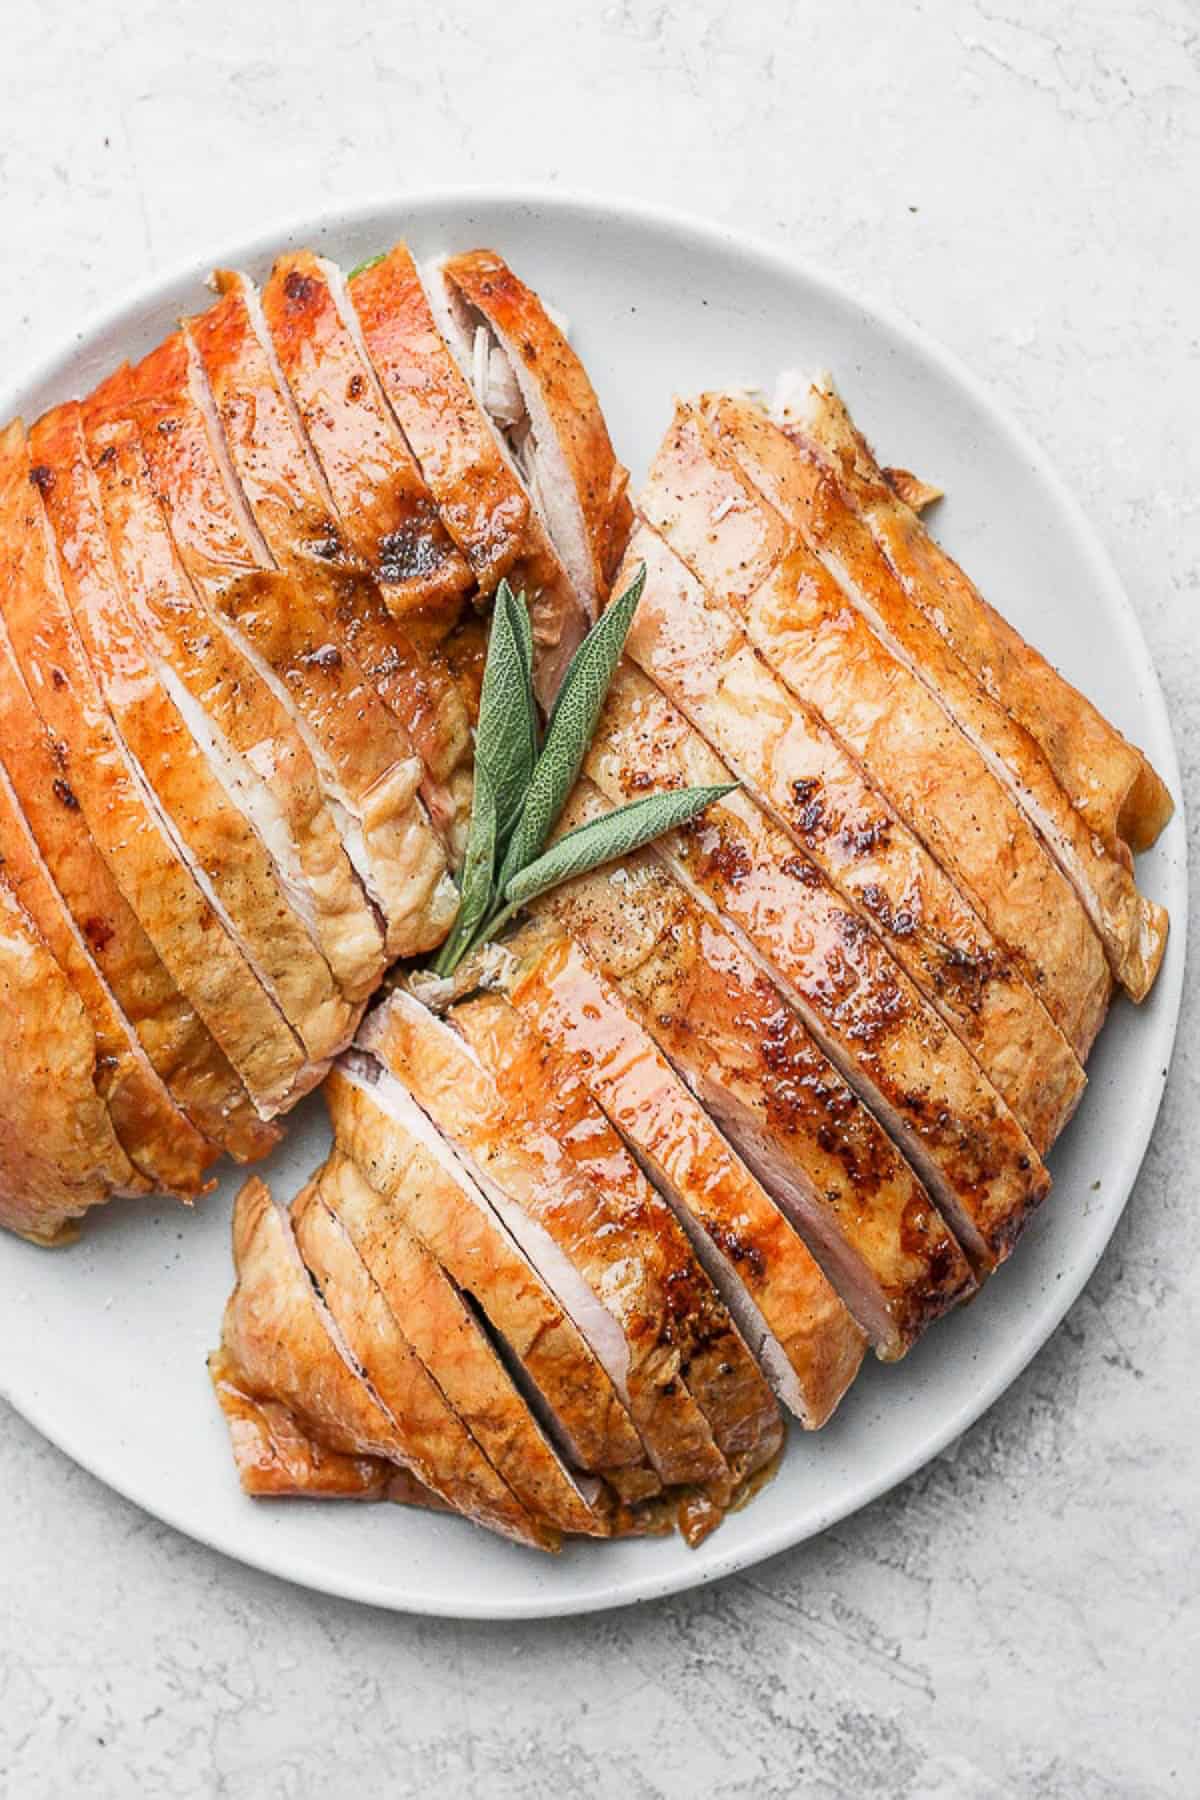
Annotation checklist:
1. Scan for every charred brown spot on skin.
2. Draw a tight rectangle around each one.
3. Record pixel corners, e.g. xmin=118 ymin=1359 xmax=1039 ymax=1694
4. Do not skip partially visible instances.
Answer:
xmin=790 ymin=776 xmax=826 ymax=836
xmin=50 ymin=668 xmax=67 ymax=691
xmin=283 ymin=269 xmax=317 ymax=309
xmin=347 ymin=373 xmax=365 ymax=402
xmin=376 ymin=510 xmax=454 ymax=586
xmin=83 ymin=916 xmax=115 ymax=953
xmin=841 ymin=816 xmax=892 ymax=858
xmin=95 ymin=445 xmax=117 ymax=469
xmin=708 ymin=1223 xmax=766 ymax=1281
xmin=28 ymin=464 xmax=54 ymax=495
xmin=52 ymin=778 xmax=79 ymax=811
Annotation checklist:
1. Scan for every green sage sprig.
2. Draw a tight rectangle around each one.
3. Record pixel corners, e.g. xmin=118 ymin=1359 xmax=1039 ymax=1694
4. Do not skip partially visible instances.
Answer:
xmin=432 ymin=567 xmax=737 ymax=976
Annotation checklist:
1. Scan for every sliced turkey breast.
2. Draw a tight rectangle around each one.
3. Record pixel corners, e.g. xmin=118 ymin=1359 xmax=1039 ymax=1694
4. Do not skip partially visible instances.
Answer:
xmin=80 ymin=374 xmax=349 ymax=1084
xmin=788 ymin=374 xmax=1173 ymax=857
xmin=131 ymin=331 xmax=454 ymax=970
xmin=624 ymin=483 xmax=1110 ymax=1077
xmin=422 ymin=259 xmax=594 ymax=703
xmin=32 ymin=400 xmax=308 ymax=1118
xmin=586 ymin=660 xmax=1080 ymax=1166
xmin=439 ymin=249 xmax=633 ymax=616
xmin=291 ymin=1167 xmax=556 ymax=1550
xmin=362 ymin=988 xmax=736 ymax=1497
xmin=209 ymin=1348 xmax=404 ymax=1500
xmin=14 ymin=421 xmax=276 ymax=1161
xmin=0 ymin=730 xmax=215 ymax=1196
xmin=0 ymin=875 xmax=130 ymax=1243
xmin=491 ymin=918 xmax=866 ymax=1426
xmin=449 ymin=990 xmax=783 ymax=1491
xmin=539 ymin=789 xmax=975 ymax=1353
xmin=259 ymin=251 xmax=473 ymax=623
xmin=185 ymin=274 xmax=474 ymax=856
xmin=647 ymin=403 xmax=1106 ymax=1068
xmin=324 ymin=1057 xmax=650 ymax=1491
xmin=218 ymin=1175 xmax=549 ymax=1546
xmin=318 ymin=1148 xmax=605 ymax=1536
xmin=731 ymin=384 xmax=1167 ymax=1000
xmin=348 ymin=243 xmax=530 ymax=592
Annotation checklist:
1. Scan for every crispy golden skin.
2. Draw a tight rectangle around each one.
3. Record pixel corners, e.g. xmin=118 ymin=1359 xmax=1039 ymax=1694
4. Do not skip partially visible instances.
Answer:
xmin=496 ymin=920 xmax=866 ymax=1426
xmin=794 ymin=376 xmax=1172 ymax=856
xmin=0 ymin=875 xmax=128 ymax=1243
xmin=442 ymin=247 xmax=633 ymax=615
xmin=715 ymin=388 xmax=1167 ymax=999
xmin=261 ymin=251 xmax=473 ymax=622
xmin=450 ymin=991 xmax=783 ymax=1495
xmin=585 ymin=658 xmax=1083 ymax=1160
xmin=540 ymin=791 xmax=976 ymax=1355
xmin=324 ymin=1063 xmax=648 ymax=1484
xmin=186 ymin=274 xmax=475 ymax=856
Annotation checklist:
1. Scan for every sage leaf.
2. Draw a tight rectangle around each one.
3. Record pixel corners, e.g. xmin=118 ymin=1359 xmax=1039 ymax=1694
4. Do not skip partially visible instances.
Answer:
xmin=503 ymin=782 xmax=737 ymax=913
xmin=347 ymin=251 xmax=387 ymax=281
xmin=510 ymin=585 xmax=534 ymax=689
xmin=476 ymin=581 xmax=538 ymax=848
xmin=499 ymin=562 xmax=646 ymax=889
xmin=434 ymin=761 xmax=497 ymax=976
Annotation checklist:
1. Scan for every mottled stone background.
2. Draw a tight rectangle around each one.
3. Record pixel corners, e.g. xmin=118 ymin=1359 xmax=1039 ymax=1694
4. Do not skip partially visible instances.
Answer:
xmin=1 ymin=3 xmax=1196 ymax=1794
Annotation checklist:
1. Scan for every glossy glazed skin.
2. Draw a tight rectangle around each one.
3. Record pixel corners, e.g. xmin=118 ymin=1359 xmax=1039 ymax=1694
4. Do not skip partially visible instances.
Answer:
xmin=624 ymin=473 xmax=1099 ymax=1094
xmin=650 ymin=402 xmax=1103 ymax=1069
xmin=320 ymin=1146 xmax=606 ymax=1535
xmin=0 ymin=873 xmax=131 ymax=1243
xmin=496 ymin=920 xmax=867 ymax=1426
xmin=716 ymin=390 xmax=1167 ymax=1000
xmin=594 ymin=623 xmax=1082 ymax=1171
xmin=187 ymin=273 xmax=475 ymax=852
xmin=260 ymin=251 xmax=473 ymax=622
xmin=451 ymin=991 xmax=784 ymax=1495
xmin=349 ymin=245 xmax=531 ymax=592
xmin=291 ymin=1166 xmax=556 ymax=1550
xmin=218 ymin=1177 xmax=539 ymax=1536
xmin=540 ymin=787 xmax=976 ymax=1355
xmin=324 ymin=1063 xmax=648 ymax=1484
xmin=367 ymin=988 xmax=737 ymax=1497
xmin=442 ymin=248 xmax=633 ymax=616
xmin=793 ymin=377 xmax=1173 ymax=858
xmin=132 ymin=328 xmax=456 ymax=972
xmin=80 ymin=370 xmax=351 ymax=1084
xmin=208 ymin=1350 xmax=403 ymax=1501
xmin=29 ymin=400 xmax=305 ymax=1120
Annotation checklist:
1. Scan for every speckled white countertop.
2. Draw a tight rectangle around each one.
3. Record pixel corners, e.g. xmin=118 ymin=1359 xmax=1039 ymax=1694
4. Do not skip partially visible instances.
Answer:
xmin=1 ymin=3 xmax=1197 ymax=1794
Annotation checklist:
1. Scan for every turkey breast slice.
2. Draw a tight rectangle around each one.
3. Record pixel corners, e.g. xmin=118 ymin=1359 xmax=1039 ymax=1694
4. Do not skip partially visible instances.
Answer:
xmin=584 ymin=550 xmax=1053 ymax=1269
xmin=361 ymin=989 xmax=730 ymax=1496
xmin=83 ymin=361 xmax=356 ymax=1080
xmin=217 ymin=1176 xmax=549 ymax=1548
xmin=538 ymin=787 xmax=975 ymax=1355
xmin=16 ymin=415 xmax=277 ymax=1161
xmin=490 ymin=919 xmax=867 ymax=1427
xmin=0 ymin=874 xmax=128 ymax=1243
xmin=588 ymin=652 xmax=1082 ymax=1163
xmin=620 ymin=502 xmax=1089 ymax=1144
xmin=784 ymin=374 xmax=1173 ymax=858
xmin=726 ymin=384 xmax=1167 ymax=1000
xmin=33 ymin=400 xmax=307 ymax=1118
xmin=650 ymin=401 xmax=1106 ymax=1069
xmin=347 ymin=243 xmax=530 ymax=593
xmin=317 ymin=1147 xmax=604 ymax=1536
xmin=185 ymin=274 xmax=474 ymax=859
xmin=259 ymin=251 xmax=473 ymax=624
xmin=131 ymin=330 xmax=453 ymax=969
xmin=208 ymin=1348 xmax=417 ymax=1502
xmin=324 ymin=1058 xmax=649 ymax=1490
xmin=439 ymin=249 xmax=633 ymax=618
xmin=448 ymin=990 xmax=783 ymax=1495
xmin=291 ymin=1165 xmax=556 ymax=1551
xmin=421 ymin=257 xmax=592 ymax=705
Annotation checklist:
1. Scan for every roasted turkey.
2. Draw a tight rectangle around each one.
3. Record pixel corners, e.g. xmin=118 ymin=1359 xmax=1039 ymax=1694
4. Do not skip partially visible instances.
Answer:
xmin=0 ymin=243 xmax=1170 ymax=1548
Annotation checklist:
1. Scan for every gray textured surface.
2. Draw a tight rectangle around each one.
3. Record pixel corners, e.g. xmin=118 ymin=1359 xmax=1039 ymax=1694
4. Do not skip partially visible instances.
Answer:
xmin=1 ymin=3 xmax=1197 ymax=1794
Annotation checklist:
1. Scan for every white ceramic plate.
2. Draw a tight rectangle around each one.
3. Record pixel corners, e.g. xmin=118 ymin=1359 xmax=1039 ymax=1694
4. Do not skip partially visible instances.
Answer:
xmin=0 ymin=192 xmax=1186 ymax=1620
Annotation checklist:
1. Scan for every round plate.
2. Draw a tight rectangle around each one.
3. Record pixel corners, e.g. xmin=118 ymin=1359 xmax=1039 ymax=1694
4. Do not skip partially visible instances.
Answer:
xmin=0 ymin=191 xmax=1186 ymax=1619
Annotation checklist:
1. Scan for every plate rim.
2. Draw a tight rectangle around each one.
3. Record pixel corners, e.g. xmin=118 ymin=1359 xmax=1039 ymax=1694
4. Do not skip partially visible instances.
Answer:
xmin=0 ymin=185 xmax=1187 ymax=1621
